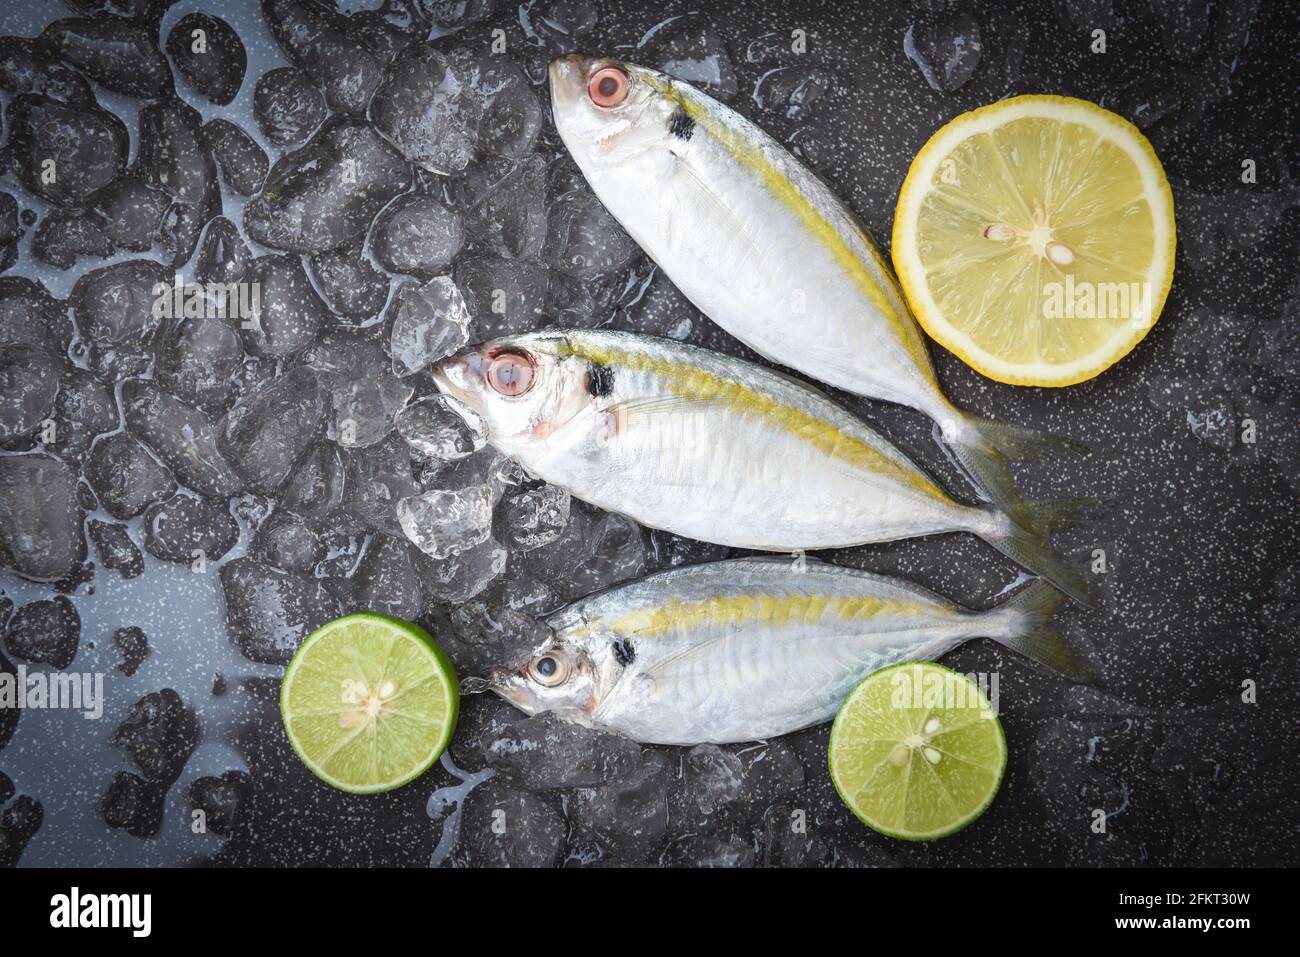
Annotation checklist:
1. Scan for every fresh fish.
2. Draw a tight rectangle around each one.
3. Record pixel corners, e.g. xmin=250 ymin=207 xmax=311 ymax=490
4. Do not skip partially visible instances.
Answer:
xmin=548 ymin=54 xmax=1085 ymax=526
xmin=431 ymin=327 xmax=1093 ymax=605
xmin=488 ymin=557 xmax=1091 ymax=745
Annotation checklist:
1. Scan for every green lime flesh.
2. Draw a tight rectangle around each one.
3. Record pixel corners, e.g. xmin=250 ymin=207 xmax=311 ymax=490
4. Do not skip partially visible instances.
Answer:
xmin=280 ymin=613 xmax=458 ymax=794
xmin=829 ymin=661 xmax=1007 ymax=840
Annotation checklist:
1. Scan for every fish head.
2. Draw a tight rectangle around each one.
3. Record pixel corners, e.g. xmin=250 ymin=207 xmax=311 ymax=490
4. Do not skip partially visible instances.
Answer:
xmin=431 ymin=333 xmax=601 ymax=453
xmin=488 ymin=641 xmax=600 ymax=719
xmin=549 ymin=54 xmax=683 ymax=169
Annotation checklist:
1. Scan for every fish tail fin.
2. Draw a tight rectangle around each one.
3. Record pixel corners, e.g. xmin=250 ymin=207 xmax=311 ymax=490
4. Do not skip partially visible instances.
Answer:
xmin=944 ymin=413 xmax=1088 ymax=522
xmin=987 ymin=580 xmax=1100 ymax=683
xmin=981 ymin=509 xmax=1100 ymax=610
xmin=1021 ymin=496 xmax=1103 ymax=535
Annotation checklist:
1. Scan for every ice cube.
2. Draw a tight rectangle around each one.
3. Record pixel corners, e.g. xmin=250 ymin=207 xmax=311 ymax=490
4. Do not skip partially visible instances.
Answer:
xmin=454 ymin=253 xmax=551 ymax=339
xmin=240 ymin=255 xmax=331 ymax=357
xmin=32 ymin=210 xmax=113 ymax=270
xmin=280 ymin=442 xmax=348 ymax=526
xmin=352 ymin=535 xmax=434 ymax=621
xmin=70 ymin=259 xmax=170 ymax=382
xmin=153 ymin=312 xmax=244 ymax=415
xmin=642 ymin=13 xmax=738 ymax=97
xmin=167 ymin=12 xmax=245 ymax=106
xmin=262 ymin=0 xmax=385 ymax=113
xmin=46 ymin=368 xmax=114 ymax=463
xmin=43 ymin=16 xmax=172 ymax=98
xmin=545 ymin=188 xmax=641 ymax=282
xmin=396 ymin=394 xmax=487 ymax=461
xmin=478 ymin=62 xmax=544 ymax=159
xmin=244 ymin=118 xmax=411 ymax=253
xmin=420 ymin=535 xmax=507 ymax=604
xmin=368 ymin=194 xmax=464 ymax=279
xmin=254 ymin=67 xmax=327 ymax=147
xmin=662 ymin=833 xmax=754 ymax=867
xmin=89 ymin=520 xmax=143 ymax=579
xmin=252 ymin=513 xmax=325 ymax=575
xmin=218 ymin=367 xmax=328 ymax=494
xmin=85 ymin=433 xmax=177 ymax=520
xmin=903 ymin=11 xmax=984 ymax=93
xmin=0 ymin=345 xmax=63 ymax=443
xmin=497 ymin=484 xmax=571 ymax=551
xmin=369 ymin=45 xmax=483 ymax=175
xmin=0 ymin=792 xmax=42 ymax=865
xmin=220 ymin=558 xmax=345 ymax=664
xmin=387 ymin=276 xmax=472 ymax=377
xmin=444 ymin=783 xmax=566 ymax=868
xmin=343 ymin=434 xmax=421 ymax=537
xmin=88 ymin=175 xmax=169 ymax=254
xmin=515 ymin=502 xmax=647 ymax=600
xmin=760 ymin=802 xmax=829 ymax=866
xmin=100 ymin=772 xmax=164 ymax=839
xmin=142 ymin=493 xmax=240 ymax=565
xmin=187 ymin=771 xmax=250 ymax=837
xmin=303 ymin=331 xmax=413 ymax=449
xmin=4 ymin=596 xmax=81 ymax=670
xmin=753 ymin=66 xmax=832 ymax=120
xmin=112 ymin=626 xmax=150 ymax=677
xmin=484 ymin=712 xmax=643 ymax=790
xmin=3 ymin=94 xmax=127 ymax=208
xmin=307 ymin=244 xmax=391 ymax=321
xmin=684 ymin=744 xmax=745 ymax=816
xmin=111 ymin=688 xmax=200 ymax=786
xmin=458 ymin=156 xmax=549 ymax=260
xmin=1186 ymin=395 xmax=1236 ymax=449
xmin=569 ymin=751 xmax=670 ymax=857
xmin=398 ymin=485 xmax=495 ymax=559
xmin=435 ymin=595 xmax=552 ymax=677
xmin=0 ymin=454 xmax=86 ymax=582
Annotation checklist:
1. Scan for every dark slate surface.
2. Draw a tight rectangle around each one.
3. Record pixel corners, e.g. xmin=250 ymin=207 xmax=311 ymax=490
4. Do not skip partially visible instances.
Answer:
xmin=0 ymin=0 xmax=1296 ymax=867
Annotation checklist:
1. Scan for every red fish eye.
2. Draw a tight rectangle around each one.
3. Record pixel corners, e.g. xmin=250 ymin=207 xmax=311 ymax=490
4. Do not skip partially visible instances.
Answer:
xmin=587 ymin=67 xmax=628 ymax=108
xmin=486 ymin=351 xmax=535 ymax=396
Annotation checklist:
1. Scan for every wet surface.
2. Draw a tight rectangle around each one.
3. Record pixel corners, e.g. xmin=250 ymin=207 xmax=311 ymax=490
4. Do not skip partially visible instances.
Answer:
xmin=0 ymin=0 xmax=1297 ymax=867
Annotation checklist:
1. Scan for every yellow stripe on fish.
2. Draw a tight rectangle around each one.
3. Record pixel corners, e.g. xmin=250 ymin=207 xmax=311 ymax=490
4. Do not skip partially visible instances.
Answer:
xmin=596 ymin=591 xmax=935 ymax=640
xmin=640 ymin=72 xmax=933 ymax=373
xmin=550 ymin=336 xmax=949 ymax=500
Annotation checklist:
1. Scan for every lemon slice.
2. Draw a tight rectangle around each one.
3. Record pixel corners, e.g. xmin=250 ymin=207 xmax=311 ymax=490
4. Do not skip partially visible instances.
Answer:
xmin=892 ymin=95 xmax=1176 ymax=387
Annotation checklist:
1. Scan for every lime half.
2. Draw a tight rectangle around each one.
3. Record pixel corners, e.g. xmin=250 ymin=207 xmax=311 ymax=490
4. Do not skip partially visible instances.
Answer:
xmin=280 ymin=613 xmax=459 ymax=794
xmin=829 ymin=662 xmax=1006 ymax=840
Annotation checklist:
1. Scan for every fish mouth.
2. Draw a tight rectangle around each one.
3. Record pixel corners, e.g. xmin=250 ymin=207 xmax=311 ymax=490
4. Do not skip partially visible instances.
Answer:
xmin=485 ymin=666 xmax=534 ymax=713
xmin=430 ymin=348 xmax=488 ymax=408
xmin=548 ymin=53 xmax=593 ymax=109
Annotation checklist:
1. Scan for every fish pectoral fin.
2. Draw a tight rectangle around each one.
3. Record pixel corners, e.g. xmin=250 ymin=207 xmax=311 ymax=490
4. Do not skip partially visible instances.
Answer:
xmin=639 ymin=633 xmax=733 ymax=684
xmin=606 ymin=393 xmax=717 ymax=419
xmin=601 ymin=394 xmax=723 ymax=444
xmin=668 ymin=158 xmax=769 ymax=267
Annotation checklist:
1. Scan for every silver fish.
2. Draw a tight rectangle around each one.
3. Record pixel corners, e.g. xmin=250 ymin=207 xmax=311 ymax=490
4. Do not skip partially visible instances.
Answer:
xmin=431 ymin=327 xmax=1092 ymax=605
xmin=549 ymin=54 xmax=1085 ymax=526
xmin=488 ymin=558 xmax=1090 ymax=745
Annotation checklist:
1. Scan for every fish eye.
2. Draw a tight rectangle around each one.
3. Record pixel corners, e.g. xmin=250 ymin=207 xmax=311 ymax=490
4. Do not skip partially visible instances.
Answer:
xmin=527 ymin=653 xmax=569 ymax=688
xmin=587 ymin=66 xmax=629 ymax=108
xmin=486 ymin=350 xmax=536 ymax=397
